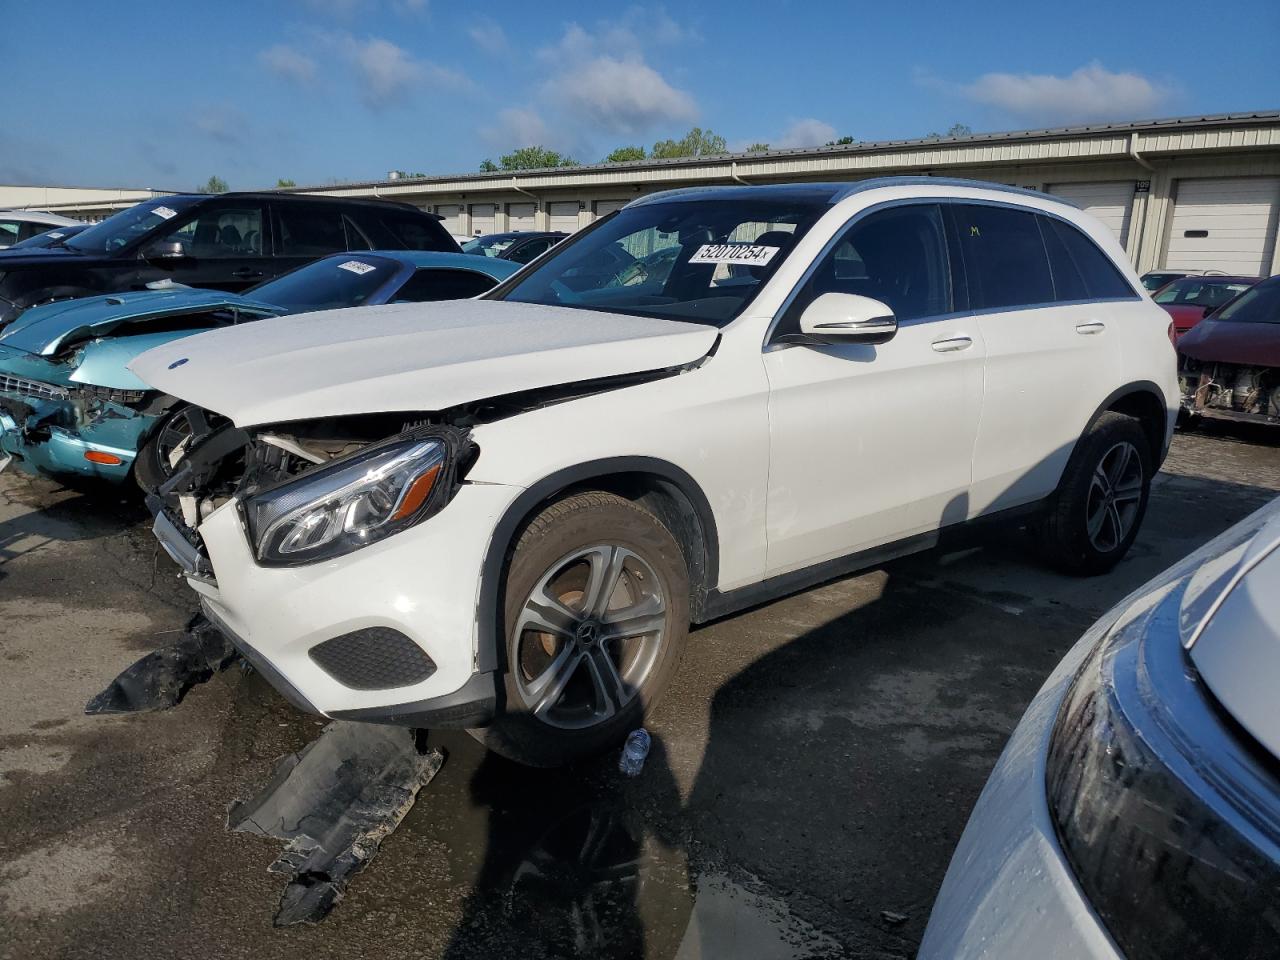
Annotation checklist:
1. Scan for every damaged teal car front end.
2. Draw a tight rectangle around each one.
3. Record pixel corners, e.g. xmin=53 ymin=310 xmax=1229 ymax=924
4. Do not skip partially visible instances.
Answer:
xmin=0 ymin=290 xmax=278 ymax=482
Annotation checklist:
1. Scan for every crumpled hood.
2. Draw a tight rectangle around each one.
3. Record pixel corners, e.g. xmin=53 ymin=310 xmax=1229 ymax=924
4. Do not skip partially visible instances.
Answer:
xmin=129 ymin=300 xmax=719 ymax=427
xmin=0 ymin=288 xmax=280 ymax=357
xmin=1178 ymin=319 xmax=1280 ymax=367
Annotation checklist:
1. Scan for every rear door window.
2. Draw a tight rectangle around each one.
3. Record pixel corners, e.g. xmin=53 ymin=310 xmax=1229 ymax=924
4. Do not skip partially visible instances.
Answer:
xmin=950 ymin=204 xmax=1054 ymax=310
xmin=1039 ymin=216 xmax=1135 ymax=301
xmin=392 ymin=268 xmax=499 ymax=302
xmin=275 ymin=204 xmax=347 ymax=256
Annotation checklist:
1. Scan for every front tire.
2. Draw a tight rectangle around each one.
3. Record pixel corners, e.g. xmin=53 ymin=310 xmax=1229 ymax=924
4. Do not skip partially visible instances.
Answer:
xmin=1038 ymin=412 xmax=1152 ymax=576
xmin=472 ymin=491 xmax=689 ymax=767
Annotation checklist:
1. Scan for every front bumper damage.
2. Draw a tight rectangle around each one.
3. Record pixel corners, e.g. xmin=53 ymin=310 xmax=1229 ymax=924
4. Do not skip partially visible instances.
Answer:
xmin=1179 ymin=359 xmax=1280 ymax=426
xmin=0 ymin=381 xmax=156 ymax=481
xmin=140 ymin=413 xmax=522 ymax=729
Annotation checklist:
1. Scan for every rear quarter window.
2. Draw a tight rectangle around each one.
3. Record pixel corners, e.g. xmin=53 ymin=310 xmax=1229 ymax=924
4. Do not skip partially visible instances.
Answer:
xmin=392 ymin=267 xmax=499 ymax=302
xmin=351 ymin=209 xmax=456 ymax=253
xmin=1039 ymin=215 xmax=1135 ymax=301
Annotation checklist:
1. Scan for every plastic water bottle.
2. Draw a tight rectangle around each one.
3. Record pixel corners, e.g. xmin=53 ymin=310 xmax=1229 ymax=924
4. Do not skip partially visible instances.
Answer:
xmin=618 ymin=728 xmax=651 ymax=777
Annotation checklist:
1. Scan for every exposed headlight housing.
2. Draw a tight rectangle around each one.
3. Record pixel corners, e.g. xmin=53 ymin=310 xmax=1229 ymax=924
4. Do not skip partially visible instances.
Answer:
xmin=244 ymin=433 xmax=459 ymax=565
xmin=1045 ymin=499 xmax=1280 ymax=960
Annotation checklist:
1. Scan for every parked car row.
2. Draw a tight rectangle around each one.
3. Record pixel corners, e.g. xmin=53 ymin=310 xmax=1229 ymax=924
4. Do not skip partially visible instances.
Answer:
xmin=0 ymin=209 xmax=82 ymax=249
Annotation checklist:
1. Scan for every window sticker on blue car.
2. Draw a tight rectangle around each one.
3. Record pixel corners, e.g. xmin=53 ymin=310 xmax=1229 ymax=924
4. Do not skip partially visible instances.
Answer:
xmin=47 ymin=232 xmax=64 ymax=238
xmin=152 ymin=206 xmax=178 ymax=220
xmin=337 ymin=260 xmax=375 ymax=275
xmin=688 ymin=243 xmax=780 ymax=266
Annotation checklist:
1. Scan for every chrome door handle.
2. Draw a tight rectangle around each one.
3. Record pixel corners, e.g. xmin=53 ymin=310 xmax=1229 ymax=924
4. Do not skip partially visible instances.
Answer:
xmin=1076 ymin=321 xmax=1106 ymax=335
xmin=931 ymin=335 xmax=973 ymax=353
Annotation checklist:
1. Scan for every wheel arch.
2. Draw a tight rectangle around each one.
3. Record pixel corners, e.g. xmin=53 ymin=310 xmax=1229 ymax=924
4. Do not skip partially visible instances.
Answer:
xmin=475 ymin=456 xmax=720 ymax=673
xmin=1082 ymin=381 xmax=1170 ymax=469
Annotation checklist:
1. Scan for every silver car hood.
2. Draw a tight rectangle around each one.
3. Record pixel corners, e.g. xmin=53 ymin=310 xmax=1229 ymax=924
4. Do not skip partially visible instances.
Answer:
xmin=129 ymin=299 xmax=719 ymax=427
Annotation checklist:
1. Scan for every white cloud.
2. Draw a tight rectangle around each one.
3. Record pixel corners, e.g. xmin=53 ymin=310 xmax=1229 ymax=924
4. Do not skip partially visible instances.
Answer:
xmin=958 ymin=62 xmax=1169 ymax=125
xmin=481 ymin=108 xmax=552 ymax=148
xmin=259 ymin=44 xmax=318 ymax=85
xmin=775 ymin=118 xmax=838 ymax=148
xmin=337 ymin=35 xmax=466 ymax=108
xmin=542 ymin=56 xmax=697 ymax=136
xmin=468 ymin=17 xmax=509 ymax=55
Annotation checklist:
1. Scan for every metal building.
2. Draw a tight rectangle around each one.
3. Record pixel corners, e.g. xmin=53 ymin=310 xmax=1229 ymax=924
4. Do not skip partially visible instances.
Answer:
xmin=288 ymin=111 xmax=1280 ymax=275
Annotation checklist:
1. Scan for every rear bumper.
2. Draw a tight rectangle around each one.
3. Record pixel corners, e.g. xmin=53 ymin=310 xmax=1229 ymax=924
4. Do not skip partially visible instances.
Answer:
xmin=156 ymin=480 xmax=522 ymax=725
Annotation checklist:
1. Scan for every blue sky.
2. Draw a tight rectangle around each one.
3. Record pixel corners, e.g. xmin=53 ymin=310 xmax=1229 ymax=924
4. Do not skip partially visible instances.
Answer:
xmin=5 ymin=0 xmax=1278 ymax=191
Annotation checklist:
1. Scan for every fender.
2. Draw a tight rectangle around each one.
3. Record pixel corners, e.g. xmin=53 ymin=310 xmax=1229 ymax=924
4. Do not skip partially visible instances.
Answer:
xmin=1080 ymin=380 xmax=1171 ymax=466
xmin=473 ymin=456 xmax=720 ymax=673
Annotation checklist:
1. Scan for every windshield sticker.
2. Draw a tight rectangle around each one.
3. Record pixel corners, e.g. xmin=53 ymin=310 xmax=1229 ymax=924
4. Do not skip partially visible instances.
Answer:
xmin=689 ymin=243 xmax=781 ymax=267
xmin=47 ymin=231 xmax=64 ymax=238
xmin=152 ymin=206 xmax=178 ymax=220
xmin=337 ymin=260 xmax=376 ymax=275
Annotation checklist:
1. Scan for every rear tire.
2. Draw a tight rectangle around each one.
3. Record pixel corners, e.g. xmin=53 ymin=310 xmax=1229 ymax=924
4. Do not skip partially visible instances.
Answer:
xmin=471 ymin=491 xmax=689 ymax=767
xmin=1037 ymin=412 xmax=1152 ymax=576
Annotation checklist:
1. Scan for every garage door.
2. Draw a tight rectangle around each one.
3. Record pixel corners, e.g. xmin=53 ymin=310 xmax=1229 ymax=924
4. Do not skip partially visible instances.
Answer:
xmin=1165 ymin=177 xmax=1280 ymax=275
xmin=433 ymin=204 xmax=462 ymax=236
xmin=507 ymin=202 xmax=536 ymax=232
xmin=1048 ymin=181 xmax=1135 ymax=246
xmin=548 ymin=202 xmax=580 ymax=233
xmin=469 ymin=203 xmax=497 ymax=236
xmin=595 ymin=199 xmax=627 ymax=219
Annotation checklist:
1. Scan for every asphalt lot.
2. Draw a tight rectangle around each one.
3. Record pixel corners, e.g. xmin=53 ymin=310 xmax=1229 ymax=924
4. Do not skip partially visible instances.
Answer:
xmin=2 ymin=427 xmax=1279 ymax=960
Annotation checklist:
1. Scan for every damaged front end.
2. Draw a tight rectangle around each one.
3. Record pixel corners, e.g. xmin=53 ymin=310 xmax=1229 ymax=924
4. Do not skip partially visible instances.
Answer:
xmin=0 ymin=349 xmax=167 ymax=481
xmin=1179 ymin=359 xmax=1280 ymax=425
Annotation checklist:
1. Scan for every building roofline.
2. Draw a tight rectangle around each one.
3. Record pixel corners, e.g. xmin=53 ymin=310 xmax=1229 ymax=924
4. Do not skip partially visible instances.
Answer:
xmin=279 ymin=110 xmax=1280 ymax=194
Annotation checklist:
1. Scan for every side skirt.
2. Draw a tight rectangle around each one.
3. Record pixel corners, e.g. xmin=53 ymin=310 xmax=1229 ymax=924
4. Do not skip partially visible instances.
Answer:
xmin=699 ymin=498 xmax=1049 ymax=624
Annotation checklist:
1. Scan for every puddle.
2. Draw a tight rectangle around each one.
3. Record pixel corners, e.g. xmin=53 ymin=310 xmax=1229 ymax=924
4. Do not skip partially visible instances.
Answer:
xmin=409 ymin=731 xmax=839 ymax=959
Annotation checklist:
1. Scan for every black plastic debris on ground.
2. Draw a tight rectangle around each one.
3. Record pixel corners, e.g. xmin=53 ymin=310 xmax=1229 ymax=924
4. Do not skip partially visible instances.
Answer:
xmin=85 ymin=614 xmax=238 ymax=714
xmin=227 ymin=721 xmax=445 ymax=926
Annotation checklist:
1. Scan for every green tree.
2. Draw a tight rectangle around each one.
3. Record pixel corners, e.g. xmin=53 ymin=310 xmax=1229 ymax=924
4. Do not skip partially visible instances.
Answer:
xmin=275 ymin=178 xmax=296 ymax=188
xmin=481 ymin=146 xmax=578 ymax=172
xmin=824 ymin=135 xmax=856 ymax=146
xmin=745 ymin=142 xmax=770 ymax=152
xmin=604 ymin=145 xmax=647 ymax=163
xmin=650 ymin=127 xmax=727 ymax=160
xmin=199 ymin=174 xmax=229 ymax=194
xmin=926 ymin=123 xmax=972 ymax=140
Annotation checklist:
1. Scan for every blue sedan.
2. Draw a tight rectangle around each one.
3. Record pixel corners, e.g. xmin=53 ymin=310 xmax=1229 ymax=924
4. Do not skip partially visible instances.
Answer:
xmin=0 ymin=251 xmax=519 ymax=483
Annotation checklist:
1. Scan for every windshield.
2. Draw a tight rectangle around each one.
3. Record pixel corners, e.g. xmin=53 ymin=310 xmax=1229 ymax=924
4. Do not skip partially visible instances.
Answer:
xmin=11 ymin=224 xmax=87 ymax=249
xmin=462 ymin=235 xmax=516 ymax=257
xmin=1213 ymin=279 xmax=1280 ymax=324
xmin=66 ymin=197 xmax=202 ymax=254
xmin=247 ymin=254 xmax=400 ymax=312
xmin=1155 ymin=277 xmax=1253 ymax=307
xmin=493 ymin=197 xmax=831 ymax=326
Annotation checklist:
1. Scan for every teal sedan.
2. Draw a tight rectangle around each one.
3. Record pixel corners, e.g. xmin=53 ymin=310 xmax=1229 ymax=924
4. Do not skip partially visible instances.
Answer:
xmin=0 ymin=251 xmax=519 ymax=483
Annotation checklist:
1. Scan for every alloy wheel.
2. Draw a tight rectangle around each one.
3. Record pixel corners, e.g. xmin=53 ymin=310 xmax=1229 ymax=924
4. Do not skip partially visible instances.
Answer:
xmin=1086 ymin=440 xmax=1144 ymax=553
xmin=512 ymin=544 xmax=667 ymax=730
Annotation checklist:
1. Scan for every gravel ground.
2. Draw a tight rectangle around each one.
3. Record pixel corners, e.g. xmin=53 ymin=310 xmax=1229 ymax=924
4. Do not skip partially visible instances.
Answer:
xmin=1 ymin=428 xmax=1277 ymax=959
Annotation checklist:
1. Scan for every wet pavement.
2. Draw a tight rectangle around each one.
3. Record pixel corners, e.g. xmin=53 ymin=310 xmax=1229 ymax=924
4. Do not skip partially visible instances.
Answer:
xmin=2 ymin=428 xmax=1279 ymax=959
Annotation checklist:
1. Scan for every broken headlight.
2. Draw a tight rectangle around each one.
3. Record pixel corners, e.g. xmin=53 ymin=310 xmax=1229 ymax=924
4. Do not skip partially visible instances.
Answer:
xmin=245 ymin=437 xmax=448 ymax=565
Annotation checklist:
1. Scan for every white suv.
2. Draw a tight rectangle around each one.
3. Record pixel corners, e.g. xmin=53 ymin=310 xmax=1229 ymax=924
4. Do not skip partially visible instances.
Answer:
xmin=132 ymin=178 xmax=1179 ymax=767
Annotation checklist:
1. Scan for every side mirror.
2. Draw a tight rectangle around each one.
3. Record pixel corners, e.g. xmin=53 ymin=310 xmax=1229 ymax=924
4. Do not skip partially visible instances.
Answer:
xmin=142 ymin=239 xmax=189 ymax=262
xmin=798 ymin=293 xmax=897 ymax=345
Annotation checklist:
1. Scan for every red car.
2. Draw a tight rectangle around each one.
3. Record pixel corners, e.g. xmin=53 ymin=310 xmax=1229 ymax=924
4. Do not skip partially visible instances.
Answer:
xmin=1178 ymin=274 xmax=1280 ymax=423
xmin=1154 ymin=274 xmax=1260 ymax=339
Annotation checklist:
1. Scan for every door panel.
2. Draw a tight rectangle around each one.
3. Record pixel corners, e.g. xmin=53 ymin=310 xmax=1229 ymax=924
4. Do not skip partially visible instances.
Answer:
xmin=954 ymin=204 xmax=1126 ymax=514
xmin=763 ymin=203 xmax=984 ymax=574
xmin=764 ymin=323 xmax=985 ymax=573
xmin=150 ymin=202 xmax=272 ymax=291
